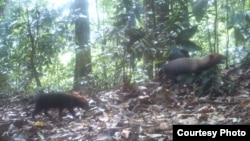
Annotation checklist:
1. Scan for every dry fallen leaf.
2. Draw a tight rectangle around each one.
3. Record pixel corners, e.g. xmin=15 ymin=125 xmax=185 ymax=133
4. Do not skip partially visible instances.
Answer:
xmin=121 ymin=129 xmax=131 ymax=139
xmin=33 ymin=121 xmax=46 ymax=127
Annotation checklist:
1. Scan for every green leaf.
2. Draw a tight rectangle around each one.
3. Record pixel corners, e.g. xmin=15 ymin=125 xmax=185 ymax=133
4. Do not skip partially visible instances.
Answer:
xmin=228 ymin=12 xmax=245 ymax=28
xmin=168 ymin=46 xmax=190 ymax=60
xmin=176 ymin=40 xmax=202 ymax=52
xmin=177 ymin=26 xmax=198 ymax=40
xmin=245 ymin=11 xmax=250 ymax=23
xmin=191 ymin=0 xmax=208 ymax=22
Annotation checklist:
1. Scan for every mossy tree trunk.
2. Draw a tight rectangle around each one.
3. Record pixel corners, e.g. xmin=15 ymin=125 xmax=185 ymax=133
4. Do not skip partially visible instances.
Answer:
xmin=73 ymin=0 xmax=91 ymax=90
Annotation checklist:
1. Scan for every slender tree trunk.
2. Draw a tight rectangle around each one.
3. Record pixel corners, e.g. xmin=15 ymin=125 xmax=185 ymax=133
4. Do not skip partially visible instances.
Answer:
xmin=206 ymin=14 xmax=212 ymax=52
xmin=225 ymin=0 xmax=229 ymax=68
xmin=143 ymin=0 xmax=156 ymax=79
xmin=26 ymin=9 xmax=42 ymax=88
xmin=213 ymin=0 xmax=218 ymax=52
xmin=73 ymin=0 xmax=91 ymax=90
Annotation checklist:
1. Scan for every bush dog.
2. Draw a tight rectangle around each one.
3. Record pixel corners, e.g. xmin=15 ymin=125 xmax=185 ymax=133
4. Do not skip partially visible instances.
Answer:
xmin=31 ymin=92 xmax=89 ymax=120
xmin=159 ymin=53 xmax=225 ymax=84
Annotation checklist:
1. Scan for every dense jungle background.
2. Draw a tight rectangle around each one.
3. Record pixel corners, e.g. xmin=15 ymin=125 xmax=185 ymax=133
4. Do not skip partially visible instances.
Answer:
xmin=0 ymin=0 xmax=250 ymax=140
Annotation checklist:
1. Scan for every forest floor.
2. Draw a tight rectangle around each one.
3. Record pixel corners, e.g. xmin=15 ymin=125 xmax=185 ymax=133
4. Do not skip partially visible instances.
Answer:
xmin=0 ymin=68 xmax=250 ymax=141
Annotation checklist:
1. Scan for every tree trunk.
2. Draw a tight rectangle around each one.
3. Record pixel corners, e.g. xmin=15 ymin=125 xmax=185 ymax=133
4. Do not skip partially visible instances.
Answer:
xmin=27 ymin=9 xmax=42 ymax=88
xmin=143 ymin=0 xmax=156 ymax=79
xmin=73 ymin=0 xmax=91 ymax=90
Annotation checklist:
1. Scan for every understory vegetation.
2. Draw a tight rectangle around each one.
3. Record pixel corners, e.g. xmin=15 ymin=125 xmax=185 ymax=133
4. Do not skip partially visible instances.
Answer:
xmin=0 ymin=0 xmax=249 ymax=95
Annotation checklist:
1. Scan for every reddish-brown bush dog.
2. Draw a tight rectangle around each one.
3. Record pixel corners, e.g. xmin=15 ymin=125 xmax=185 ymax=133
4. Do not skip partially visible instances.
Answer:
xmin=159 ymin=53 xmax=225 ymax=84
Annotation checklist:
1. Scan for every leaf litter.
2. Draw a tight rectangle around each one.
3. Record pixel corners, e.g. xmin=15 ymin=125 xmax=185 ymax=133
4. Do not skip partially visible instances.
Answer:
xmin=0 ymin=69 xmax=250 ymax=140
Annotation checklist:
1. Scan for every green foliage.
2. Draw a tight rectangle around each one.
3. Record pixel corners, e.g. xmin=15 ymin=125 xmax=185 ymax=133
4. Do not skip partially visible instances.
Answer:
xmin=228 ymin=11 xmax=250 ymax=42
xmin=87 ymin=0 xmax=204 ymax=89
xmin=1 ymin=0 xmax=250 ymax=93
xmin=91 ymin=0 xmax=220 ymax=89
xmin=220 ymin=76 xmax=236 ymax=95
xmin=191 ymin=0 xmax=208 ymax=22
xmin=0 ymin=72 xmax=9 ymax=93
xmin=228 ymin=12 xmax=245 ymax=29
xmin=41 ymin=57 xmax=74 ymax=92
xmin=0 ymin=0 xmax=74 ymax=93
xmin=167 ymin=26 xmax=202 ymax=60
xmin=91 ymin=0 xmax=147 ymax=86
xmin=172 ymin=66 xmax=224 ymax=97
xmin=241 ymin=51 xmax=250 ymax=68
xmin=195 ymin=68 xmax=223 ymax=97
xmin=245 ymin=11 xmax=250 ymax=24
xmin=176 ymin=26 xmax=198 ymax=40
